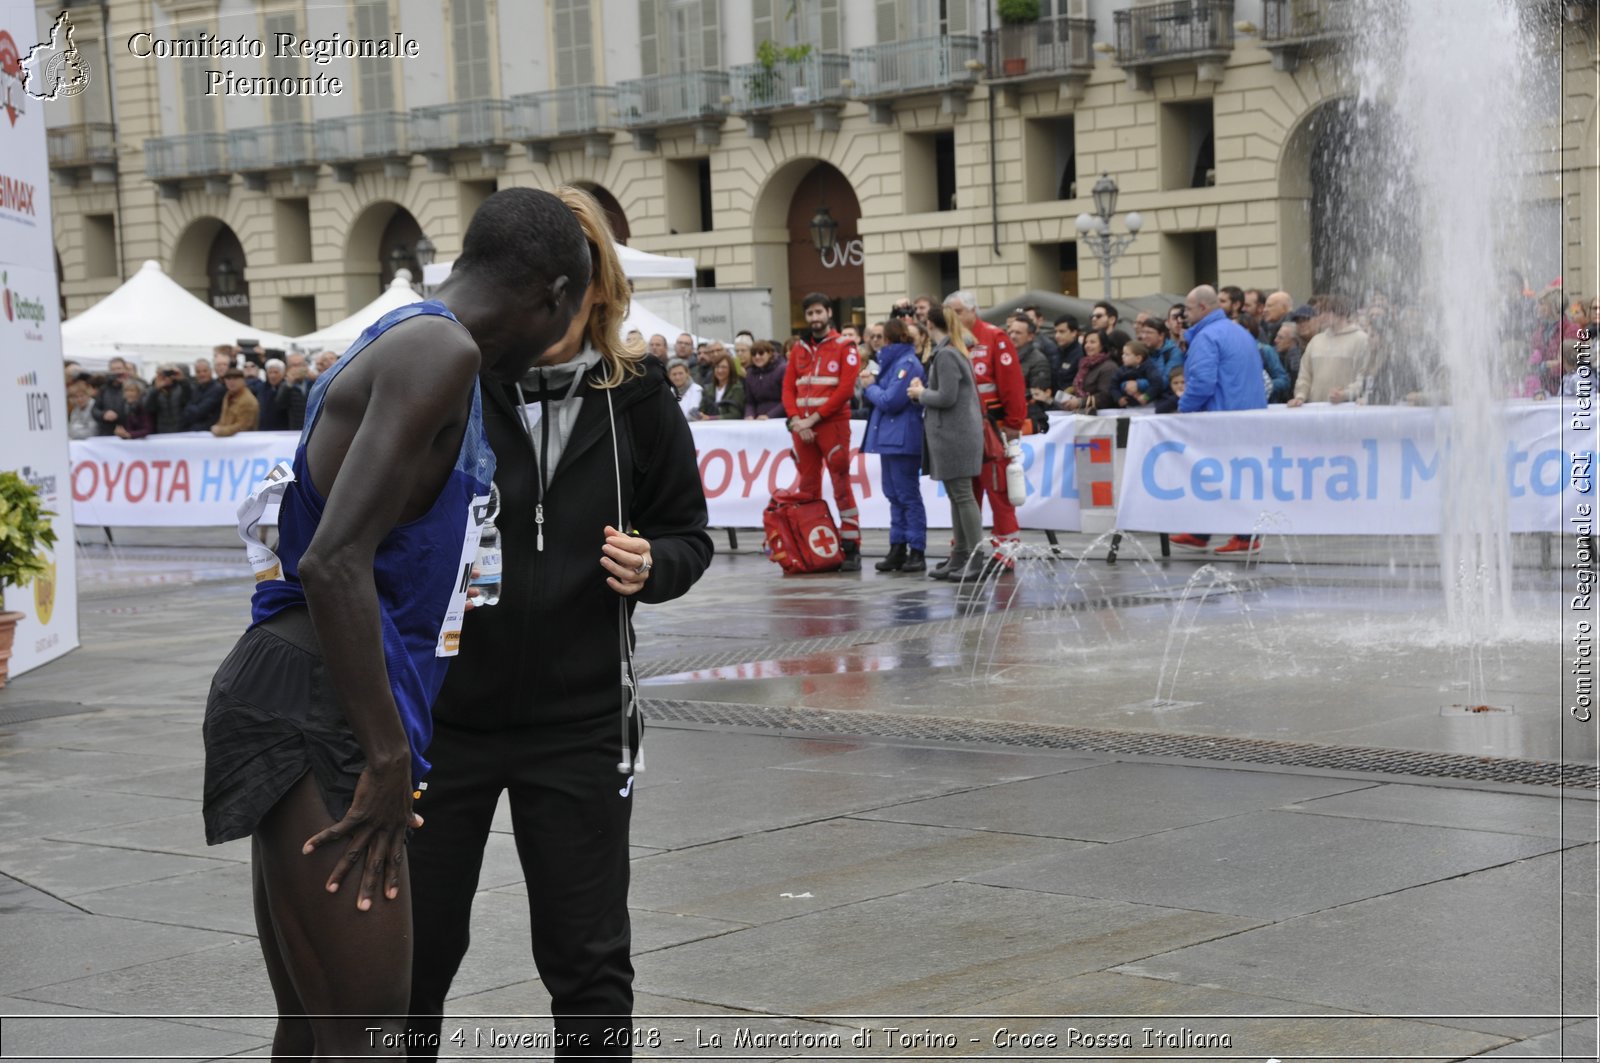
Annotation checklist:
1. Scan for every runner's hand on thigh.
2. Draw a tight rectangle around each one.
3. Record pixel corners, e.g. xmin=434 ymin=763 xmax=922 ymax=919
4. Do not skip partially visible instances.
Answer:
xmin=301 ymin=761 xmax=421 ymax=910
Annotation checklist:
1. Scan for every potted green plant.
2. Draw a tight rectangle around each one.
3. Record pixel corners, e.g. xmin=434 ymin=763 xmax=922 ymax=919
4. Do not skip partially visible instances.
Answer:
xmin=0 ymin=471 xmax=58 ymax=688
xmin=997 ymin=0 xmax=1040 ymax=76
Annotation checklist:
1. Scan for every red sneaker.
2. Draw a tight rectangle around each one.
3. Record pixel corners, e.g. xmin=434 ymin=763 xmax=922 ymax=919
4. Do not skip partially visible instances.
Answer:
xmin=1169 ymin=534 xmax=1211 ymax=549
xmin=1214 ymin=536 xmax=1261 ymax=554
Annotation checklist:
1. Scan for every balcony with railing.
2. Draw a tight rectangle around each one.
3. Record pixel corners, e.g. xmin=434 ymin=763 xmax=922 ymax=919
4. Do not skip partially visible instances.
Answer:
xmin=1113 ymin=0 xmax=1235 ymax=87
xmin=410 ymin=98 xmax=514 ymax=169
xmin=229 ymin=122 xmax=316 ymax=173
xmin=983 ymin=16 xmax=1096 ymax=84
xmin=509 ymin=85 xmax=618 ymax=141
xmin=617 ymin=72 xmax=730 ymax=128
xmin=314 ymin=112 xmax=410 ymax=165
xmin=144 ymin=132 xmax=229 ymax=182
xmin=1260 ymin=0 xmax=1355 ymax=70
xmin=48 ymin=122 xmax=116 ymax=168
xmin=727 ymin=52 xmax=850 ymax=137
xmin=849 ymin=36 xmax=980 ymax=120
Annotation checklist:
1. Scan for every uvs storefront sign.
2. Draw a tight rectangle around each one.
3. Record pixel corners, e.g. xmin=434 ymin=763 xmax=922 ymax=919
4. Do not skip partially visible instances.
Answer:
xmin=819 ymin=238 xmax=864 ymax=270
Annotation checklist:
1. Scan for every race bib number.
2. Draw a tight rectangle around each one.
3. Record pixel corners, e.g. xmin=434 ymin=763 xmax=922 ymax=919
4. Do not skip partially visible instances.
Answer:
xmin=236 ymin=461 xmax=296 ymax=583
xmin=437 ymin=493 xmax=492 ymax=657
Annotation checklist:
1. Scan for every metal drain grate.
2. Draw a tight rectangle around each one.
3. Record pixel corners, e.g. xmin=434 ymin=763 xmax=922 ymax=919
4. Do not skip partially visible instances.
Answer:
xmin=0 ymin=700 xmax=96 ymax=727
xmin=637 ymin=698 xmax=1600 ymax=790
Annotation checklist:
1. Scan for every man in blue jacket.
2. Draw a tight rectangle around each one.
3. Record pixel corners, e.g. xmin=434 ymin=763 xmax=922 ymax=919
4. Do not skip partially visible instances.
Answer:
xmin=1172 ymin=285 xmax=1268 ymax=554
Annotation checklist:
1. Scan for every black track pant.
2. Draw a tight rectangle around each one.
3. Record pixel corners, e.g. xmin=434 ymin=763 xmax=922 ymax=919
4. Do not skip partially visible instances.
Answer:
xmin=406 ymin=715 xmax=635 ymax=1059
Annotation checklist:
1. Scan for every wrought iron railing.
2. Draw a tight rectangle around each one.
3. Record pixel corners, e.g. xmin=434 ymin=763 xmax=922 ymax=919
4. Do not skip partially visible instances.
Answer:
xmin=616 ymin=71 xmax=730 ymax=127
xmin=1261 ymin=0 xmax=1356 ymax=41
xmin=410 ymin=98 xmax=514 ymax=151
xmin=727 ymin=52 xmax=850 ymax=112
xmin=143 ymin=132 xmax=229 ymax=180
xmin=314 ymin=112 xmax=409 ymax=161
xmin=509 ymin=85 xmax=618 ymax=139
xmin=228 ymin=122 xmax=316 ymax=171
xmin=47 ymin=122 xmax=116 ymax=168
xmin=983 ymin=16 xmax=1096 ymax=78
xmin=1114 ymin=0 xmax=1235 ymax=64
xmin=849 ymin=35 xmax=980 ymax=96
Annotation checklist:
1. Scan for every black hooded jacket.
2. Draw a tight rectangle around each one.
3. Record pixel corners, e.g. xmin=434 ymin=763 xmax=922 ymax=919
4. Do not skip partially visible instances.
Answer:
xmin=432 ymin=359 xmax=713 ymax=730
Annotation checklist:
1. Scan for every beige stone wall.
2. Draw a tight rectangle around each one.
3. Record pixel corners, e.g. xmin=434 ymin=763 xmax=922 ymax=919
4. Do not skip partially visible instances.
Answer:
xmin=49 ymin=11 xmax=1594 ymax=341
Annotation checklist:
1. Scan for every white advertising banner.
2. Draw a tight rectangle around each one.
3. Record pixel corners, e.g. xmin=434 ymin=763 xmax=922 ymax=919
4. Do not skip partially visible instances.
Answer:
xmin=1117 ymin=403 xmax=1572 ymax=534
xmin=70 ymin=433 xmax=301 ymax=527
xmin=1 ymin=268 xmax=77 ymax=672
xmin=68 ymin=419 xmax=1089 ymax=531
xmin=1 ymin=0 xmax=77 ymax=677
xmin=0 ymin=1 xmax=57 ymax=270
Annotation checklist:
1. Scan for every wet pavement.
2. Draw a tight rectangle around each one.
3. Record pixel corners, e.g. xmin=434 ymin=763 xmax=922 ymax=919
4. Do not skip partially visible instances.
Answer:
xmin=0 ymin=527 xmax=1594 ymax=1060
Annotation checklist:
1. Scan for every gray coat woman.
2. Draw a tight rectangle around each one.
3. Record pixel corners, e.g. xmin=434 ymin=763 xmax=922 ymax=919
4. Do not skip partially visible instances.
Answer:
xmin=909 ymin=307 xmax=986 ymax=582
xmin=916 ymin=338 xmax=982 ymax=480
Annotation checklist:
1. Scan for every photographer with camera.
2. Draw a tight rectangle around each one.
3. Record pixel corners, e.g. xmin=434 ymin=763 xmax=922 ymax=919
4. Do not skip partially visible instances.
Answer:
xmin=144 ymin=364 xmax=193 ymax=434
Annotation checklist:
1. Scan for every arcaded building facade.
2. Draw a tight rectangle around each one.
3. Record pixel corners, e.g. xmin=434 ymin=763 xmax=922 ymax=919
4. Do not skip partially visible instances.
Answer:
xmin=38 ymin=0 xmax=1600 ymax=341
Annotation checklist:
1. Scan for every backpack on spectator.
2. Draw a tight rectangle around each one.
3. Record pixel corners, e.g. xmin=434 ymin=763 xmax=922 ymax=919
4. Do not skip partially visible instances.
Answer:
xmin=763 ymin=490 xmax=844 ymax=574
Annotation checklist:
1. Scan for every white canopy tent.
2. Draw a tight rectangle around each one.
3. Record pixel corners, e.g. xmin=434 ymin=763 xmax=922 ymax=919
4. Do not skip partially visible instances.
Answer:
xmin=422 ymin=242 xmax=696 ymax=285
xmin=293 ymin=271 xmax=424 ymax=353
xmin=61 ymin=260 xmax=295 ymax=376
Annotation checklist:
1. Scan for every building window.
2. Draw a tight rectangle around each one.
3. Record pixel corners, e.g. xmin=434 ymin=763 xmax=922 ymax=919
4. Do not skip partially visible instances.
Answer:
xmin=640 ymin=0 xmax=719 ymax=75
xmin=1024 ymin=116 xmax=1076 ymax=203
xmin=452 ymin=0 xmax=493 ymax=101
xmin=1028 ymin=241 xmax=1078 ymax=297
xmin=753 ymin=0 xmax=840 ymax=52
xmin=876 ymin=0 xmax=966 ymax=42
xmin=1162 ymin=230 xmax=1218 ymax=293
xmin=553 ymin=0 xmax=595 ymax=87
xmin=665 ymin=157 xmax=713 ymax=234
xmin=180 ymin=29 xmax=217 ymax=133
xmin=355 ymin=0 xmax=396 ymax=111
xmin=904 ymin=130 xmax=956 ymax=213
xmin=264 ymin=11 xmax=303 ymax=123
xmin=280 ymin=295 xmax=318 ymax=337
xmin=908 ymin=248 xmax=959 ymax=301
xmin=1160 ymin=100 xmax=1215 ymax=191
xmin=84 ymin=214 xmax=117 ymax=278
xmin=275 ymin=198 xmax=313 ymax=265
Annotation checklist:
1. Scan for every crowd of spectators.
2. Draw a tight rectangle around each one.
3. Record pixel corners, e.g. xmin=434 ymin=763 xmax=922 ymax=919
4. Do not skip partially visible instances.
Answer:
xmin=64 ymin=343 xmax=335 ymax=440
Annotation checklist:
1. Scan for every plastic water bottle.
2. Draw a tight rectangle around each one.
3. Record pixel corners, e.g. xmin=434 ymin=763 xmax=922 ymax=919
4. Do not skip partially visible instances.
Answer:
xmin=471 ymin=484 xmax=502 ymax=608
xmin=1004 ymin=438 xmax=1026 ymax=506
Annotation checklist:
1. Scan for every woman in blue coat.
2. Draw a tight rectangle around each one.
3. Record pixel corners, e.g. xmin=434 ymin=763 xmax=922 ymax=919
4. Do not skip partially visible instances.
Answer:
xmin=862 ymin=317 xmax=927 ymax=572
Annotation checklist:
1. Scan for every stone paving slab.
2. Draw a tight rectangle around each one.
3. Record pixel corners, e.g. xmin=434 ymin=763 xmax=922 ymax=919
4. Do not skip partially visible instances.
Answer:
xmin=0 ymin=1005 xmax=267 ymax=1062
xmin=765 ymin=742 xmax=1098 ymax=785
xmin=629 ymin=763 xmax=997 ymax=851
xmin=0 ymin=911 xmax=245 ymax=997
xmin=970 ymin=808 xmax=1565 ymax=919
xmin=0 ymin=838 xmax=235 ymax=900
xmin=639 ymin=880 xmax=1265 ymax=1015
xmin=1114 ymin=850 xmax=1595 ymax=1040
xmin=73 ymin=862 xmax=257 ymax=936
xmin=0 ymin=787 xmax=199 ymax=838
xmin=1283 ymin=782 xmax=1599 ymax=841
xmin=855 ymin=761 xmax=1375 ymax=843
xmin=629 ymin=816 xmax=1090 ymax=925
xmin=54 ymin=810 xmax=251 ymax=864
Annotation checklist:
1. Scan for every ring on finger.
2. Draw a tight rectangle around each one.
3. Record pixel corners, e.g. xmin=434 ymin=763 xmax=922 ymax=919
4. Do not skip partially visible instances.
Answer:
xmin=634 ymin=557 xmax=653 ymax=577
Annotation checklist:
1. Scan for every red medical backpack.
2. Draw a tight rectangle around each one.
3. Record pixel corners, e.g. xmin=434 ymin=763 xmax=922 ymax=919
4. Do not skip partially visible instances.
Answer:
xmin=762 ymin=492 xmax=844 ymax=574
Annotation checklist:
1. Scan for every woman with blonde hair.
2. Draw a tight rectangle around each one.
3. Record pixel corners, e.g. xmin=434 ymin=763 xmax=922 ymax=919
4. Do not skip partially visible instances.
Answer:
xmin=407 ymin=184 xmax=714 ymax=1056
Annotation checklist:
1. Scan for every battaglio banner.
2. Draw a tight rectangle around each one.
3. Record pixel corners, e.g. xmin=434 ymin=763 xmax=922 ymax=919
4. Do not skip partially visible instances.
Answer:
xmin=1116 ymin=403 xmax=1571 ymax=534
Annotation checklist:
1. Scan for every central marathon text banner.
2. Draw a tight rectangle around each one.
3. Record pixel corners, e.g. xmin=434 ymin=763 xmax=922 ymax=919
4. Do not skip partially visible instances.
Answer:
xmin=67 ymin=403 xmax=1579 ymax=533
xmin=1117 ymin=402 xmax=1577 ymax=534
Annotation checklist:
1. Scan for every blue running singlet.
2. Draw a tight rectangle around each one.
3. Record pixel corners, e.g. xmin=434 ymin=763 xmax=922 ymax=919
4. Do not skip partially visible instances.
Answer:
xmin=240 ymin=300 xmax=496 ymax=785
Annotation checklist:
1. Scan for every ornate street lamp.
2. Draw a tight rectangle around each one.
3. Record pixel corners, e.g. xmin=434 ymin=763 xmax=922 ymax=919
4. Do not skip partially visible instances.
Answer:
xmin=214 ymin=257 xmax=239 ymax=296
xmin=809 ymin=204 xmax=839 ymax=255
xmin=388 ymin=243 xmax=411 ymax=276
xmin=414 ymin=235 xmax=436 ymax=268
xmin=1075 ymin=173 xmax=1143 ymax=301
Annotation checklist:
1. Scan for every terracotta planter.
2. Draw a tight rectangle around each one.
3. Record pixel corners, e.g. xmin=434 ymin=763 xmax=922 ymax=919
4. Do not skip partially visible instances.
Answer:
xmin=1003 ymin=57 xmax=1028 ymax=76
xmin=0 ymin=610 xmax=22 ymax=689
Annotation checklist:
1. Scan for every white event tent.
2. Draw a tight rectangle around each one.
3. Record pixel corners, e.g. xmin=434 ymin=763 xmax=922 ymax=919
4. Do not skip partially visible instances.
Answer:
xmin=421 ymin=242 xmax=696 ymax=287
xmin=423 ymin=241 xmax=702 ymax=341
xmin=293 ymin=271 xmax=425 ymax=354
xmin=61 ymin=260 xmax=295 ymax=376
